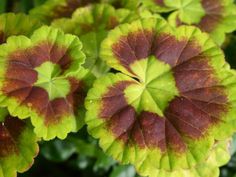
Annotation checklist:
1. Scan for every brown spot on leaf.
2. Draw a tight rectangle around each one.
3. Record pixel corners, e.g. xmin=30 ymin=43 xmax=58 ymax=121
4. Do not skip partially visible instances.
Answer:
xmin=0 ymin=116 xmax=25 ymax=157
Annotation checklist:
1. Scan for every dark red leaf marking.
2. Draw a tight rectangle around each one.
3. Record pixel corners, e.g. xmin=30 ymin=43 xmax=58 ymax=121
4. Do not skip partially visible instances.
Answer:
xmin=0 ymin=116 xmax=25 ymax=157
xmin=198 ymin=0 xmax=223 ymax=32
xmin=1 ymin=43 xmax=84 ymax=126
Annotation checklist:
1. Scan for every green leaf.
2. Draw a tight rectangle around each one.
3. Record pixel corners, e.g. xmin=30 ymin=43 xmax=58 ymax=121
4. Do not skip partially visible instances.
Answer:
xmin=0 ymin=26 xmax=94 ymax=140
xmin=85 ymin=18 xmax=236 ymax=176
xmin=110 ymin=165 xmax=136 ymax=177
xmin=0 ymin=13 xmax=42 ymax=44
xmin=0 ymin=108 xmax=39 ymax=177
xmin=40 ymin=138 xmax=77 ymax=162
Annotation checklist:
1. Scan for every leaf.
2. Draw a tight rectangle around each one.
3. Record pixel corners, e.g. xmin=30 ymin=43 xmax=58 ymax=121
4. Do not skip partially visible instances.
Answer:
xmin=29 ymin=0 xmax=99 ymax=24
xmin=0 ymin=108 xmax=39 ymax=177
xmin=85 ymin=18 xmax=236 ymax=176
xmin=168 ymin=0 xmax=236 ymax=45
xmin=110 ymin=165 xmax=136 ymax=177
xmin=52 ymin=4 xmax=158 ymax=77
xmin=40 ymin=138 xmax=77 ymax=162
xmin=0 ymin=26 xmax=94 ymax=140
xmin=0 ymin=13 xmax=42 ymax=44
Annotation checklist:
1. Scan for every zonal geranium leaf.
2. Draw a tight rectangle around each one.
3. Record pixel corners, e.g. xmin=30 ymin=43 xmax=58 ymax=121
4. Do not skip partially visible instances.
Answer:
xmin=0 ymin=26 xmax=92 ymax=140
xmin=168 ymin=0 xmax=236 ymax=45
xmin=0 ymin=13 xmax=42 ymax=44
xmin=52 ymin=4 xmax=155 ymax=77
xmin=29 ymin=0 xmax=99 ymax=24
xmin=0 ymin=108 xmax=39 ymax=177
xmin=85 ymin=18 xmax=236 ymax=176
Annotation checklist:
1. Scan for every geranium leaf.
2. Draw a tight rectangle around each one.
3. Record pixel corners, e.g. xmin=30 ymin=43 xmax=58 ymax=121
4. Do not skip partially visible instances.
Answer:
xmin=85 ymin=18 xmax=236 ymax=176
xmin=0 ymin=108 xmax=39 ymax=177
xmin=52 ymin=4 xmax=156 ymax=77
xmin=29 ymin=0 xmax=99 ymax=24
xmin=168 ymin=0 xmax=236 ymax=45
xmin=0 ymin=26 xmax=93 ymax=140
xmin=0 ymin=13 xmax=42 ymax=44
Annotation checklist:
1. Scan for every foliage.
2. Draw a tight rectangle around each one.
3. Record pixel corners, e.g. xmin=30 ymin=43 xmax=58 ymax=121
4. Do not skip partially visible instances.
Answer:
xmin=1 ymin=0 xmax=236 ymax=177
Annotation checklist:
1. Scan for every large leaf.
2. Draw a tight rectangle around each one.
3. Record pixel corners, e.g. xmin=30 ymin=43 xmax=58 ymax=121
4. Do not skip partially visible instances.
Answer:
xmin=0 ymin=108 xmax=39 ymax=177
xmin=0 ymin=26 xmax=94 ymax=140
xmin=85 ymin=18 xmax=236 ymax=176
xmin=168 ymin=0 xmax=236 ymax=45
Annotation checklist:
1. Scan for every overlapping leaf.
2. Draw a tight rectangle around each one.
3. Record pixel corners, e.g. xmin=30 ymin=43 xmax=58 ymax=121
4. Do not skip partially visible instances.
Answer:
xmin=29 ymin=0 xmax=99 ymax=24
xmin=0 ymin=13 xmax=42 ymax=44
xmin=85 ymin=18 xmax=236 ymax=176
xmin=168 ymin=0 xmax=236 ymax=45
xmin=0 ymin=26 xmax=93 ymax=140
xmin=0 ymin=108 xmax=39 ymax=177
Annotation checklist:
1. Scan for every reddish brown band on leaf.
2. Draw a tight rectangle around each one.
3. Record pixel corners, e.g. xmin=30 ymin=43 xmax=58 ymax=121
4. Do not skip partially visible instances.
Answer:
xmin=0 ymin=117 xmax=25 ymax=157
xmin=198 ymin=0 xmax=223 ymax=32
xmin=112 ymin=31 xmax=202 ymax=71
xmin=8 ymin=41 xmax=72 ymax=70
